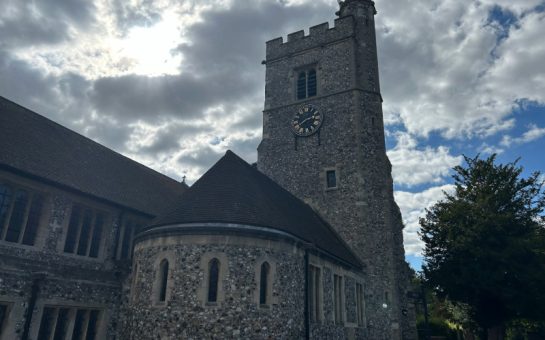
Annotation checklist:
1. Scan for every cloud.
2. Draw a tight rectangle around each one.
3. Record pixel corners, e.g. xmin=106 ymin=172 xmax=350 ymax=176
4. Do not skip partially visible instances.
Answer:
xmin=379 ymin=0 xmax=545 ymax=139
xmin=0 ymin=0 xmax=96 ymax=48
xmin=387 ymin=132 xmax=462 ymax=187
xmin=501 ymin=124 xmax=545 ymax=147
xmin=396 ymin=185 xmax=455 ymax=256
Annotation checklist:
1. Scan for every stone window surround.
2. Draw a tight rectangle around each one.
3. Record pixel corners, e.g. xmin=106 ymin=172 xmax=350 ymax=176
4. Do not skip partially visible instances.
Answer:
xmin=56 ymin=194 xmax=117 ymax=262
xmin=254 ymin=257 xmax=278 ymax=309
xmin=0 ymin=175 xmax=50 ymax=249
xmin=198 ymin=252 xmax=228 ymax=308
xmin=290 ymin=62 xmax=321 ymax=102
xmin=29 ymin=301 xmax=108 ymax=340
xmin=61 ymin=202 xmax=106 ymax=259
xmin=321 ymin=166 xmax=341 ymax=191
xmin=0 ymin=301 xmax=12 ymax=339
xmin=130 ymin=262 xmax=140 ymax=303
xmin=151 ymin=252 xmax=176 ymax=306
xmin=113 ymin=216 xmax=144 ymax=261
xmin=308 ymin=263 xmax=324 ymax=323
xmin=356 ymin=282 xmax=366 ymax=327
xmin=333 ymin=273 xmax=345 ymax=325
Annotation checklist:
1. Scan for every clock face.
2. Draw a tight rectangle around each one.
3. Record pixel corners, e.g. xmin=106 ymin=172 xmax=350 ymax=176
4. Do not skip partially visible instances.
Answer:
xmin=290 ymin=104 xmax=323 ymax=136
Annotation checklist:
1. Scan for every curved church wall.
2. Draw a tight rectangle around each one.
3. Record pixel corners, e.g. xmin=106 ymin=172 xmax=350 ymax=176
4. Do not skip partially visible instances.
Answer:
xmin=122 ymin=233 xmax=307 ymax=339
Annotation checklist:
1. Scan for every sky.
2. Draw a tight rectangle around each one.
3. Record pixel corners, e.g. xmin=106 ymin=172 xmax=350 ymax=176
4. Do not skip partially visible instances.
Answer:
xmin=1 ymin=0 xmax=544 ymax=271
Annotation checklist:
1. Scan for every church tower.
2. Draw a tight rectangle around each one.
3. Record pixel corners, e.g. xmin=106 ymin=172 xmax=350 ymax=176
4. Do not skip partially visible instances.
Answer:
xmin=258 ymin=0 xmax=415 ymax=338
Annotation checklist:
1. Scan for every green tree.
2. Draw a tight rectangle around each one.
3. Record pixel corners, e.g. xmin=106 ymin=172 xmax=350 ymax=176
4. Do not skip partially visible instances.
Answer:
xmin=420 ymin=155 xmax=545 ymax=339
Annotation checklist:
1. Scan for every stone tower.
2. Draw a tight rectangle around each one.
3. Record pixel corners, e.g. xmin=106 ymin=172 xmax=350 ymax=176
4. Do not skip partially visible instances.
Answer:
xmin=258 ymin=0 xmax=415 ymax=338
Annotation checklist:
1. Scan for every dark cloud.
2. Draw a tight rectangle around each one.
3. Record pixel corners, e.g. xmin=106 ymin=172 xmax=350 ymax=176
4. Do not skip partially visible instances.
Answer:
xmin=177 ymin=146 xmax=223 ymax=170
xmin=139 ymin=123 xmax=211 ymax=155
xmin=178 ymin=0 xmax=335 ymax=74
xmin=90 ymin=73 xmax=256 ymax=123
xmin=0 ymin=0 xmax=96 ymax=48
xmin=0 ymin=51 xmax=62 ymax=115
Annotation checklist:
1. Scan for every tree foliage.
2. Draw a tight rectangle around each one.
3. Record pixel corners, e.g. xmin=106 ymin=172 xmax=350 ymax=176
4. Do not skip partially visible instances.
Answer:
xmin=420 ymin=154 xmax=545 ymax=331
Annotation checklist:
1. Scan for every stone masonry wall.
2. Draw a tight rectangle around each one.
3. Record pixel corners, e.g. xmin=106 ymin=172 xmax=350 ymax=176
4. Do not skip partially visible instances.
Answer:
xmin=124 ymin=234 xmax=307 ymax=339
xmin=0 ymin=171 xmax=144 ymax=340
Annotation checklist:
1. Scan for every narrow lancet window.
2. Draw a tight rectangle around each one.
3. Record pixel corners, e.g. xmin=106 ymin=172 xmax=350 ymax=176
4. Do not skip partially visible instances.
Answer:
xmin=158 ymin=259 xmax=169 ymax=302
xmin=208 ymin=258 xmax=220 ymax=303
xmin=259 ymin=262 xmax=270 ymax=305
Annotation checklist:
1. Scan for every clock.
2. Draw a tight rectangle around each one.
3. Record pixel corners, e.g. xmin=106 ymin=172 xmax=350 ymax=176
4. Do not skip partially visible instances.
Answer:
xmin=290 ymin=104 xmax=323 ymax=136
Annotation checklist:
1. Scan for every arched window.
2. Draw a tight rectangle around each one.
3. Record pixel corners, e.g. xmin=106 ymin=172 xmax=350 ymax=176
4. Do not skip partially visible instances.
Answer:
xmin=259 ymin=262 xmax=270 ymax=305
xmin=296 ymin=68 xmax=317 ymax=100
xmin=208 ymin=258 xmax=220 ymax=303
xmin=158 ymin=259 xmax=169 ymax=302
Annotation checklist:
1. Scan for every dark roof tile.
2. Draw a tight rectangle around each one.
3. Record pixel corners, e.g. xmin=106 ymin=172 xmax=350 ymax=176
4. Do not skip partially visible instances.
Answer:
xmin=150 ymin=150 xmax=362 ymax=268
xmin=0 ymin=96 xmax=187 ymax=216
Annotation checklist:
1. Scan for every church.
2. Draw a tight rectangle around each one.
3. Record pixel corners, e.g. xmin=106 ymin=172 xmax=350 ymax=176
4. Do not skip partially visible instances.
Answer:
xmin=0 ymin=0 xmax=415 ymax=339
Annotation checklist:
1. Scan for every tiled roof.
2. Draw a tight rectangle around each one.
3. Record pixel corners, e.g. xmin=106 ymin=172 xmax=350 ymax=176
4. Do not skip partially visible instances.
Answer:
xmin=0 ymin=96 xmax=187 ymax=216
xmin=149 ymin=150 xmax=362 ymax=268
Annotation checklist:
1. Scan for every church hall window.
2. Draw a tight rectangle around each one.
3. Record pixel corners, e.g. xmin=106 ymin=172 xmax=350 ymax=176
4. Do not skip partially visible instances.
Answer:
xmin=208 ymin=258 xmax=220 ymax=303
xmin=63 ymin=205 xmax=105 ymax=258
xmin=0 ymin=182 xmax=45 ymax=246
xmin=37 ymin=306 xmax=102 ymax=340
xmin=259 ymin=262 xmax=270 ymax=306
xmin=308 ymin=265 xmax=322 ymax=323
xmin=296 ymin=68 xmax=318 ymax=100
xmin=113 ymin=218 xmax=141 ymax=261
xmin=334 ymin=274 xmax=344 ymax=324
xmin=0 ymin=303 xmax=9 ymax=337
xmin=356 ymin=283 xmax=365 ymax=326
xmin=158 ymin=259 xmax=169 ymax=302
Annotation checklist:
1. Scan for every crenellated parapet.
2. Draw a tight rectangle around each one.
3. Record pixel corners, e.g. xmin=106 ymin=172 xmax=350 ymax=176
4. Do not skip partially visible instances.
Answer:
xmin=265 ymin=16 xmax=354 ymax=61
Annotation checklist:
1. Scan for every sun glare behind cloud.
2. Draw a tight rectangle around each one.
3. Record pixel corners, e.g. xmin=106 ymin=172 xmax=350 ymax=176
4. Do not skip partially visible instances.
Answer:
xmin=119 ymin=14 xmax=183 ymax=76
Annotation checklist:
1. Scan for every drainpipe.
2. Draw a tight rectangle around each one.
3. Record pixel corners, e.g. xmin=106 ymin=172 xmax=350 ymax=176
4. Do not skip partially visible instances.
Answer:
xmin=304 ymin=249 xmax=310 ymax=340
xmin=22 ymin=274 xmax=45 ymax=340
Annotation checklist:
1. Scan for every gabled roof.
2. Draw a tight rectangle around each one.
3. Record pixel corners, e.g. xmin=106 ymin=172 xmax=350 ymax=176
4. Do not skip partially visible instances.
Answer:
xmin=0 ymin=96 xmax=187 ymax=216
xmin=149 ymin=150 xmax=362 ymax=268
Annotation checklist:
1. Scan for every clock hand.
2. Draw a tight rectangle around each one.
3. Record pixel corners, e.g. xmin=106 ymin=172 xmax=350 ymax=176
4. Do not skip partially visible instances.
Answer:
xmin=299 ymin=116 xmax=314 ymax=125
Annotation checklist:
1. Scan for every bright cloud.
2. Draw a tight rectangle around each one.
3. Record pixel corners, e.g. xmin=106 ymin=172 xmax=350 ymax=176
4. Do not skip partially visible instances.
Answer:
xmin=396 ymin=185 xmax=455 ymax=256
xmin=379 ymin=0 xmax=545 ymax=139
xmin=501 ymin=124 xmax=545 ymax=147
xmin=388 ymin=132 xmax=462 ymax=187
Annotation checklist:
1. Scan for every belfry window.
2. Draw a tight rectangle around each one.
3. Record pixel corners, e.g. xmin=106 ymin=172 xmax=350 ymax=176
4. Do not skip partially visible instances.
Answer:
xmin=208 ymin=258 xmax=220 ymax=303
xmin=0 ymin=182 xmax=45 ymax=246
xmin=158 ymin=259 xmax=169 ymax=302
xmin=259 ymin=262 xmax=270 ymax=305
xmin=297 ymin=68 xmax=317 ymax=100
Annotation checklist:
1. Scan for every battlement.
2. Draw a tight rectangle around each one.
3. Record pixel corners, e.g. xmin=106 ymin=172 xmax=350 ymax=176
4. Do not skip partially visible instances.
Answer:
xmin=265 ymin=16 xmax=355 ymax=61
